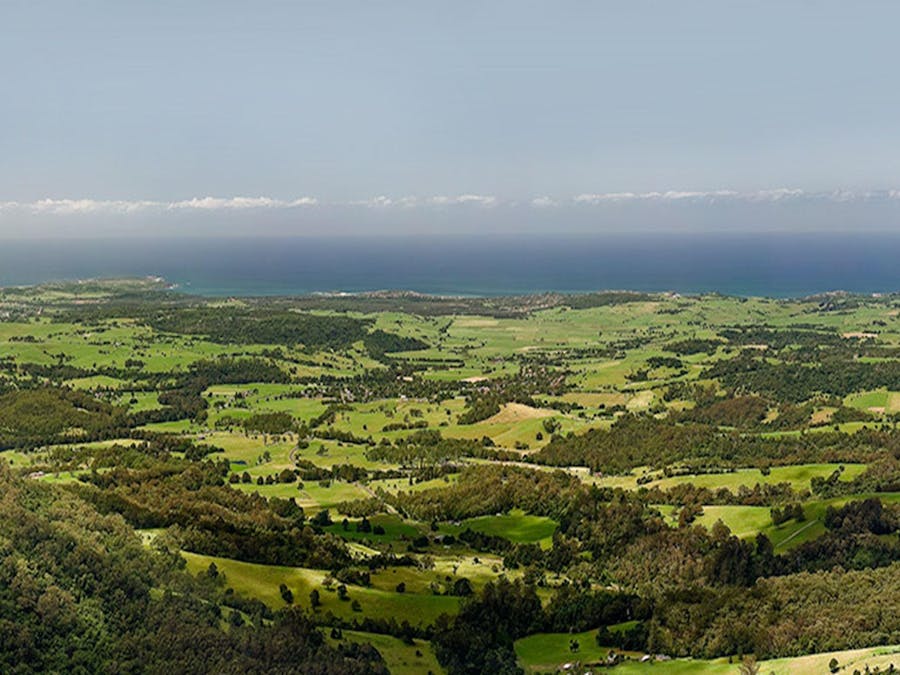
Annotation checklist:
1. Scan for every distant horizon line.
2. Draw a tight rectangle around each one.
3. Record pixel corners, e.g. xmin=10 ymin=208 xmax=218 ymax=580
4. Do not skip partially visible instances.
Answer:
xmin=2 ymin=274 xmax=892 ymax=303
xmin=3 ymin=187 xmax=900 ymax=217
xmin=5 ymin=229 xmax=900 ymax=241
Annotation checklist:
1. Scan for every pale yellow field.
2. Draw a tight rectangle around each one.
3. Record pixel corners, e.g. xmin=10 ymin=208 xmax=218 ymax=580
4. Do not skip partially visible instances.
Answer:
xmin=484 ymin=402 xmax=557 ymax=424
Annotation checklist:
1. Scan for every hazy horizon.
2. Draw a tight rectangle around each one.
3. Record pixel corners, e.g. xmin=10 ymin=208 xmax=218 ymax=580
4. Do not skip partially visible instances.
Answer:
xmin=4 ymin=1 xmax=900 ymax=238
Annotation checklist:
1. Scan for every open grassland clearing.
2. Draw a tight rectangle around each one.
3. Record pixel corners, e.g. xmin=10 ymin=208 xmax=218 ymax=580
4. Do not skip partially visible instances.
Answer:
xmin=439 ymin=509 xmax=558 ymax=547
xmin=234 ymin=478 xmax=370 ymax=511
xmin=181 ymin=551 xmax=461 ymax=626
xmin=482 ymin=401 xmax=557 ymax=424
xmin=516 ymin=632 xmax=900 ymax=674
xmin=438 ymin=412 xmax=602 ymax=450
xmin=663 ymin=491 xmax=900 ymax=550
xmin=323 ymin=514 xmax=423 ymax=544
xmin=596 ymin=462 xmax=868 ymax=492
xmin=846 ymin=388 xmax=900 ymax=414
xmin=330 ymin=630 xmax=444 ymax=675
xmin=321 ymin=397 xmax=468 ymax=439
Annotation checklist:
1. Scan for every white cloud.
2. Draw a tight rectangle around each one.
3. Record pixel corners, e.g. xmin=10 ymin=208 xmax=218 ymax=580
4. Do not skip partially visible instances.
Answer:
xmin=575 ymin=189 xmax=752 ymax=204
xmin=568 ymin=188 xmax=900 ymax=205
xmin=4 ymin=188 xmax=900 ymax=218
xmin=167 ymin=196 xmax=317 ymax=210
xmin=429 ymin=194 xmax=498 ymax=207
xmin=748 ymin=188 xmax=805 ymax=201
xmin=350 ymin=195 xmax=418 ymax=208
xmin=287 ymin=197 xmax=319 ymax=207
xmin=29 ymin=198 xmax=161 ymax=214
xmin=0 ymin=196 xmax=319 ymax=215
xmin=573 ymin=192 xmax=638 ymax=203
xmin=531 ymin=196 xmax=557 ymax=208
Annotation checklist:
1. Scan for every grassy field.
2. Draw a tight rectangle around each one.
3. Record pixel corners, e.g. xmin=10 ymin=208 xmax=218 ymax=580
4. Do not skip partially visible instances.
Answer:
xmin=232 ymin=479 xmax=370 ymax=511
xmin=845 ymin=388 xmax=900 ymax=414
xmin=440 ymin=509 xmax=558 ymax=547
xmin=596 ymin=462 xmax=868 ymax=492
xmin=515 ymin=631 xmax=900 ymax=674
xmin=331 ymin=630 xmax=444 ymax=675
xmin=660 ymin=491 xmax=900 ymax=550
xmin=181 ymin=551 xmax=461 ymax=627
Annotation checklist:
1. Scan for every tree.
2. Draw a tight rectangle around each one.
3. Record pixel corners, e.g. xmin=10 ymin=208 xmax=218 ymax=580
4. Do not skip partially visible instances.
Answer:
xmin=309 ymin=589 xmax=320 ymax=608
xmin=311 ymin=509 xmax=332 ymax=527
xmin=452 ymin=578 xmax=474 ymax=597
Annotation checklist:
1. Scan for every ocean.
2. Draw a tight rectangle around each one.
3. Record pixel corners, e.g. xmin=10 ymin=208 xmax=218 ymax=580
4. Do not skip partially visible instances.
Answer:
xmin=0 ymin=233 xmax=897 ymax=298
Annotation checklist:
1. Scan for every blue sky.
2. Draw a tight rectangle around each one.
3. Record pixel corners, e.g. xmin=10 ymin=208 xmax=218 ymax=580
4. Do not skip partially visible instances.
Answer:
xmin=3 ymin=1 xmax=900 ymax=236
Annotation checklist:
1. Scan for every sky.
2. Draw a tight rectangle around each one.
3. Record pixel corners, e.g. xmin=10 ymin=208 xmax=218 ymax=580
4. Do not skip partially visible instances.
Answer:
xmin=3 ymin=0 xmax=900 ymax=237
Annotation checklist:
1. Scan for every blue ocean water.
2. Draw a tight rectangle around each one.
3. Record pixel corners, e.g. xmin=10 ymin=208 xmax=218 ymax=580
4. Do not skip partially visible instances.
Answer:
xmin=0 ymin=233 xmax=897 ymax=298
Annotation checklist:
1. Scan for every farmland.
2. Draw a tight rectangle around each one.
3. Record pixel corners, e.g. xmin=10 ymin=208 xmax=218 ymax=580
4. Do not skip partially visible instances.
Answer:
xmin=3 ymin=279 xmax=900 ymax=673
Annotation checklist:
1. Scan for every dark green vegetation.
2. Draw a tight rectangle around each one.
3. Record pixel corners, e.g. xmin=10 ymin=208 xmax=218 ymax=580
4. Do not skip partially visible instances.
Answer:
xmin=0 ymin=463 xmax=387 ymax=674
xmin=4 ymin=279 xmax=900 ymax=673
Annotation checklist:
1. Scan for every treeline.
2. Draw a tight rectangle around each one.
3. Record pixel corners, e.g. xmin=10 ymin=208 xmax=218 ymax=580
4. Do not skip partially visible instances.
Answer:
xmin=531 ymin=414 xmax=895 ymax=473
xmin=813 ymin=457 xmax=900 ymax=497
xmin=73 ymin=457 xmax=353 ymax=569
xmin=663 ymin=337 xmax=724 ymax=355
xmin=137 ymin=307 xmax=430 ymax=359
xmin=388 ymin=464 xmax=578 ymax=521
xmin=648 ymin=562 xmax=900 ymax=659
xmin=366 ymin=430 xmax=517 ymax=468
xmin=145 ymin=307 xmax=373 ymax=348
xmin=0 ymin=387 xmax=129 ymax=450
xmin=362 ymin=329 xmax=428 ymax=359
xmin=706 ymin=351 xmax=900 ymax=402
xmin=563 ymin=291 xmax=658 ymax=309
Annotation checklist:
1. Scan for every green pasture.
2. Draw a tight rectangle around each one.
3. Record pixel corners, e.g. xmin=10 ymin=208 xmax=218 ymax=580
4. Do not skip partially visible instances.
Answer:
xmin=233 ymin=479 xmax=369 ymax=511
xmin=516 ymin=631 xmax=900 ymax=674
xmin=597 ymin=463 xmax=867 ymax=492
xmin=331 ymin=630 xmax=444 ymax=675
xmin=181 ymin=551 xmax=461 ymax=627
xmin=663 ymin=491 xmax=900 ymax=551
xmin=323 ymin=514 xmax=423 ymax=543
xmin=440 ymin=509 xmax=558 ymax=547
